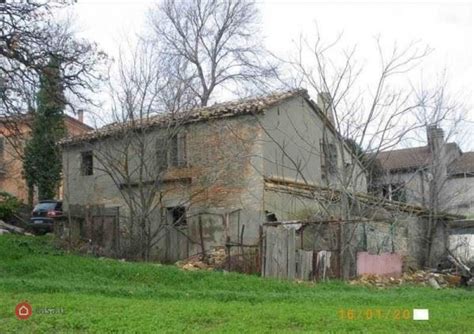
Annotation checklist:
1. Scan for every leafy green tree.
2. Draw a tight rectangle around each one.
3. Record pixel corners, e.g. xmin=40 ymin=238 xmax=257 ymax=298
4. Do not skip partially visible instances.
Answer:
xmin=23 ymin=57 xmax=66 ymax=203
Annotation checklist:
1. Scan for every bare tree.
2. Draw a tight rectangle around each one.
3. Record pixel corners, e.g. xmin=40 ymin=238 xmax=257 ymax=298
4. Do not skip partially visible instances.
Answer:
xmin=146 ymin=0 xmax=277 ymax=107
xmin=251 ymin=30 xmax=444 ymax=277
xmin=274 ymin=31 xmax=474 ymax=272
xmin=409 ymin=78 xmax=470 ymax=265
xmin=62 ymin=41 xmax=245 ymax=260
xmin=0 ymin=1 xmax=107 ymax=117
xmin=370 ymin=73 xmax=471 ymax=267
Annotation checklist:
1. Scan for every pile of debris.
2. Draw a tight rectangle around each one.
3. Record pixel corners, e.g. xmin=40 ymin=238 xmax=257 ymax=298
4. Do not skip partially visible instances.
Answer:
xmin=350 ymin=270 xmax=463 ymax=288
xmin=0 ymin=220 xmax=33 ymax=236
xmin=176 ymin=247 xmax=227 ymax=271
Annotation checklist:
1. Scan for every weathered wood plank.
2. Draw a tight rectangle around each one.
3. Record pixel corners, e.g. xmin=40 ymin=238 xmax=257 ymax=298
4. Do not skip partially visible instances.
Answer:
xmin=264 ymin=227 xmax=274 ymax=277
xmin=277 ymin=227 xmax=285 ymax=278
xmin=263 ymin=226 xmax=298 ymax=280
xmin=296 ymin=250 xmax=313 ymax=280
xmin=287 ymin=228 xmax=296 ymax=280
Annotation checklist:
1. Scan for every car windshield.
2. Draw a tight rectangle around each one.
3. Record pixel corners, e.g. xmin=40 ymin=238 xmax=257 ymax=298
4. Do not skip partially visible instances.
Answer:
xmin=34 ymin=202 xmax=58 ymax=211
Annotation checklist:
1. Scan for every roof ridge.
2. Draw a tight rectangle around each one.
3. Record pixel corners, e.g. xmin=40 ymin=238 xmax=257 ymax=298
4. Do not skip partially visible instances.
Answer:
xmin=61 ymin=89 xmax=308 ymax=145
xmin=378 ymin=145 xmax=428 ymax=154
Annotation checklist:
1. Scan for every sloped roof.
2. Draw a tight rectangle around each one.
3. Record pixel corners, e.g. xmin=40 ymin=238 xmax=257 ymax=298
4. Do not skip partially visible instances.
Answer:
xmin=0 ymin=113 xmax=92 ymax=138
xmin=449 ymin=152 xmax=474 ymax=175
xmin=376 ymin=146 xmax=432 ymax=171
xmin=61 ymin=89 xmax=308 ymax=145
xmin=376 ymin=143 xmax=458 ymax=172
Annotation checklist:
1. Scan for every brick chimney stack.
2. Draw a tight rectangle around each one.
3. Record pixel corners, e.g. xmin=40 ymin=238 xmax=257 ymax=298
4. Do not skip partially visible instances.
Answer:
xmin=317 ymin=92 xmax=335 ymax=126
xmin=426 ymin=125 xmax=445 ymax=155
xmin=77 ymin=109 xmax=84 ymax=123
xmin=426 ymin=125 xmax=448 ymax=189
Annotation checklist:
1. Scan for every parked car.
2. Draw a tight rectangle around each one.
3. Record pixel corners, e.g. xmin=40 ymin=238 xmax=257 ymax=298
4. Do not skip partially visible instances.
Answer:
xmin=28 ymin=200 xmax=63 ymax=234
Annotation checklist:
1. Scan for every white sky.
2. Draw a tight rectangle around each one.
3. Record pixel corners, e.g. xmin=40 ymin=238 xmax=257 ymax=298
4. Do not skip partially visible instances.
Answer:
xmin=70 ymin=0 xmax=473 ymax=148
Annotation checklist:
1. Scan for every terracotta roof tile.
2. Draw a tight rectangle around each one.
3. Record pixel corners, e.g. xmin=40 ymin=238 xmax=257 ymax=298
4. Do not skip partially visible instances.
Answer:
xmin=376 ymin=143 xmax=459 ymax=172
xmin=61 ymin=89 xmax=307 ymax=145
xmin=376 ymin=146 xmax=432 ymax=171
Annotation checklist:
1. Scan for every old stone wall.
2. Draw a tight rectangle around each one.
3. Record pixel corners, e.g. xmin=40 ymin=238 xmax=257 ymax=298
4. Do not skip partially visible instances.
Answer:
xmin=62 ymin=114 xmax=265 ymax=261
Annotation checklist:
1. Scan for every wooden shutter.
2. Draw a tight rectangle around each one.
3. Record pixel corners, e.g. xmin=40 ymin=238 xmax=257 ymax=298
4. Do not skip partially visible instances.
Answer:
xmin=156 ymin=135 xmax=168 ymax=171
xmin=177 ymin=132 xmax=187 ymax=167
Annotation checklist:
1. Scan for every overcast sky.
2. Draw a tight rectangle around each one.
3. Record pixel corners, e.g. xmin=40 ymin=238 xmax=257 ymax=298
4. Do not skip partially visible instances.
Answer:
xmin=70 ymin=0 xmax=473 ymax=148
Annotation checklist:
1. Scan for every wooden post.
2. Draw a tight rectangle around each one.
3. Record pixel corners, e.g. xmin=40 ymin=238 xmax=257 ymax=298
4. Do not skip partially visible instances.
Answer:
xmin=259 ymin=225 xmax=263 ymax=275
xmin=226 ymin=236 xmax=231 ymax=271
xmin=264 ymin=226 xmax=274 ymax=277
xmin=300 ymin=225 xmax=305 ymax=249
xmin=296 ymin=250 xmax=313 ymax=280
xmin=240 ymin=224 xmax=245 ymax=271
xmin=224 ymin=213 xmax=229 ymax=244
xmin=337 ymin=220 xmax=343 ymax=279
xmin=287 ymin=227 xmax=296 ymax=280
xmin=198 ymin=216 xmax=206 ymax=260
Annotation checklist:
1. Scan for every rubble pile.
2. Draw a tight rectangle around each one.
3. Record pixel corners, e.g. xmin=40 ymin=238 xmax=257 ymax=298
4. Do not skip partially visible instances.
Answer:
xmin=176 ymin=247 xmax=227 ymax=271
xmin=350 ymin=270 xmax=463 ymax=288
xmin=0 ymin=220 xmax=33 ymax=236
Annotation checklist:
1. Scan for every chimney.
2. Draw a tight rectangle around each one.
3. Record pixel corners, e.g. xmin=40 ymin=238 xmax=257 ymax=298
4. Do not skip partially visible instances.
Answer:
xmin=426 ymin=125 xmax=445 ymax=155
xmin=317 ymin=92 xmax=335 ymax=126
xmin=77 ymin=109 xmax=84 ymax=123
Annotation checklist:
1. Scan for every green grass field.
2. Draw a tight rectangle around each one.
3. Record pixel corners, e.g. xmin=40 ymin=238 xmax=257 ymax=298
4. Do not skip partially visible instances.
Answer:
xmin=0 ymin=235 xmax=472 ymax=333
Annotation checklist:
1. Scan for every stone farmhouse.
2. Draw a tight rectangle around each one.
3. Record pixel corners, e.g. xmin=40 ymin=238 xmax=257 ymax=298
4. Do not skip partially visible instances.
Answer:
xmin=60 ymin=91 xmax=464 ymax=275
xmin=61 ymin=90 xmax=369 ymax=261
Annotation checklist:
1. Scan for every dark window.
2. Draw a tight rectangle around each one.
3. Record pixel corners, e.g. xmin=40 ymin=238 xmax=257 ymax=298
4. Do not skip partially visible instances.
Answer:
xmin=391 ymin=183 xmax=406 ymax=202
xmin=167 ymin=206 xmax=186 ymax=226
xmin=321 ymin=139 xmax=338 ymax=176
xmin=455 ymin=202 xmax=470 ymax=209
xmin=33 ymin=201 xmax=62 ymax=211
xmin=382 ymin=184 xmax=390 ymax=199
xmin=81 ymin=151 xmax=93 ymax=176
xmin=381 ymin=183 xmax=406 ymax=202
xmin=265 ymin=210 xmax=278 ymax=222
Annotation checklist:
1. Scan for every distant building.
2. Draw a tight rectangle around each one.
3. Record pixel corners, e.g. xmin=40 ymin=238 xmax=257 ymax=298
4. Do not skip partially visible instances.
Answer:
xmin=0 ymin=112 xmax=92 ymax=202
xmin=375 ymin=126 xmax=474 ymax=217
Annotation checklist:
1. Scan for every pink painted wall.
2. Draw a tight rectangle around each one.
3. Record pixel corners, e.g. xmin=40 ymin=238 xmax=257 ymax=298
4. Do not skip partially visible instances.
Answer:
xmin=356 ymin=252 xmax=402 ymax=277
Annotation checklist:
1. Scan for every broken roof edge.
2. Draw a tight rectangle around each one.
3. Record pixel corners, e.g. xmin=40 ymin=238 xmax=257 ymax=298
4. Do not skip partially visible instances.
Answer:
xmin=264 ymin=176 xmax=464 ymax=220
xmin=59 ymin=89 xmax=309 ymax=147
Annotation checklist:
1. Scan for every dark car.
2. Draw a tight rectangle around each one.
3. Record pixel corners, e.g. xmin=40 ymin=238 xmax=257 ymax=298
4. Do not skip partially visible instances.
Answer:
xmin=28 ymin=200 xmax=63 ymax=234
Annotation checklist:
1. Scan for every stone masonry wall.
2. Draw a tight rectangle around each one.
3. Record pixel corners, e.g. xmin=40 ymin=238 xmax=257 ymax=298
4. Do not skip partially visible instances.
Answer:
xmin=62 ymin=114 xmax=265 ymax=261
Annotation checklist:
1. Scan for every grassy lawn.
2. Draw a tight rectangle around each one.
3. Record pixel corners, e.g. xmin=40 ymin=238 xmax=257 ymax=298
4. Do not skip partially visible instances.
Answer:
xmin=0 ymin=235 xmax=472 ymax=333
